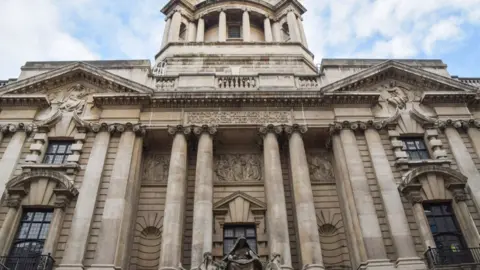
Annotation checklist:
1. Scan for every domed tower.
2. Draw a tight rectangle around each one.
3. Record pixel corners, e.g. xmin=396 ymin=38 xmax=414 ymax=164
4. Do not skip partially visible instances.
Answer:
xmin=154 ymin=0 xmax=315 ymax=77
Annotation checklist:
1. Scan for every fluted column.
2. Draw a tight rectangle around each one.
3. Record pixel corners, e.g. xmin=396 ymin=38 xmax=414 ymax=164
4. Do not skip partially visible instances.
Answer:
xmin=264 ymin=17 xmax=273 ymax=42
xmin=196 ymin=18 xmax=205 ymax=42
xmin=0 ymin=127 xmax=28 ymax=198
xmin=339 ymin=127 xmax=393 ymax=268
xmin=159 ymin=125 xmax=191 ymax=270
xmin=285 ymin=125 xmax=324 ymax=270
xmin=168 ymin=10 xmax=182 ymax=43
xmin=242 ymin=9 xmax=251 ymax=42
xmin=92 ymin=125 xmax=145 ymax=269
xmin=162 ymin=17 xmax=172 ymax=47
xmin=259 ymin=125 xmax=292 ymax=269
xmin=286 ymin=10 xmax=300 ymax=42
xmin=296 ymin=16 xmax=308 ymax=47
xmin=218 ymin=10 xmax=227 ymax=42
xmin=191 ymin=125 xmax=217 ymax=268
xmin=58 ymin=129 xmax=111 ymax=270
xmin=364 ymin=128 xmax=425 ymax=269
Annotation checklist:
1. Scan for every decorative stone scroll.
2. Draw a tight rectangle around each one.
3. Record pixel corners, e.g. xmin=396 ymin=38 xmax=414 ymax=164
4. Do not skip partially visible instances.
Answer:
xmin=214 ymin=154 xmax=262 ymax=182
xmin=187 ymin=112 xmax=290 ymax=125
xmin=307 ymin=152 xmax=335 ymax=183
xmin=143 ymin=153 xmax=170 ymax=182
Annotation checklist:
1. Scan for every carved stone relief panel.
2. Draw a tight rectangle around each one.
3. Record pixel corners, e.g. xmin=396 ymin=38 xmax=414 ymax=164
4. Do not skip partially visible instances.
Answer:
xmin=143 ymin=152 xmax=170 ymax=183
xmin=187 ymin=111 xmax=291 ymax=125
xmin=214 ymin=154 xmax=262 ymax=182
xmin=307 ymin=151 xmax=335 ymax=183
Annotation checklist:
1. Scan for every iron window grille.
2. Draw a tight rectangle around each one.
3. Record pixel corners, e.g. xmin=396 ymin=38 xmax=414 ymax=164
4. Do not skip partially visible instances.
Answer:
xmin=401 ymin=137 xmax=429 ymax=160
xmin=43 ymin=141 xmax=73 ymax=164
xmin=223 ymin=225 xmax=257 ymax=255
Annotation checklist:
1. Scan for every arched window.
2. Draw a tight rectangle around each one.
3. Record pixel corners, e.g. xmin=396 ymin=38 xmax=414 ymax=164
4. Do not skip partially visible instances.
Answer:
xmin=179 ymin=23 xmax=187 ymax=41
xmin=281 ymin=23 xmax=290 ymax=42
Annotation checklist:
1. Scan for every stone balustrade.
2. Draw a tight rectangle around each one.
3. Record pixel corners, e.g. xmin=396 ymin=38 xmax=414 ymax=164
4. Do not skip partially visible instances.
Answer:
xmin=155 ymin=76 xmax=177 ymax=91
xmin=296 ymin=76 xmax=319 ymax=89
xmin=217 ymin=76 xmax=257 ymax=90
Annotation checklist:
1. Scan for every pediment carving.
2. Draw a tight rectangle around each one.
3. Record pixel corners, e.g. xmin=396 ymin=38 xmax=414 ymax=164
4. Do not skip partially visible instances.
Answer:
xmin=307 ymin=152 xmax=334 ymax=183
xmin=143 ymin=152 xmax=170 ymax=183
xmin=213 ymin=191 xmax=266 ymax=213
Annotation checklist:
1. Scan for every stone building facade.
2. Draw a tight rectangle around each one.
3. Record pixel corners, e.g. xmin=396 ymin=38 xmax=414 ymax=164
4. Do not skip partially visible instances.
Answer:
xmin=1 ymin=0 xmax=480 ymax=269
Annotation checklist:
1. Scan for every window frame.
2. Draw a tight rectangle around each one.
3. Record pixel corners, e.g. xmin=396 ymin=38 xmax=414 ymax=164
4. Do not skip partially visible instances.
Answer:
xmin=179 ymin=23 xmax=187 ymax=41
xmin=227 ymin=23 xmax=242 ymax=40
xmin=223 ymin=224 xmax=257 ymax=255
xmin=423 ymin=202 xmax=467 ymax=250
xmin=400 ymin=137 xmax=430 ymax=160
xmin=42 ymin=140 xmax=74 ymax=165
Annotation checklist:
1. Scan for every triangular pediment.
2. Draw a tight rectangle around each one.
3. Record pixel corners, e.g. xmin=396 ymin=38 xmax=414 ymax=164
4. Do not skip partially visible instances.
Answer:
xmin=213 ymin=191 xmax=266 ymax=211
xmin=322 ymin=60 xmax=477 ymax=94
xmin=0 ymin=61 xmax=154 ymax=97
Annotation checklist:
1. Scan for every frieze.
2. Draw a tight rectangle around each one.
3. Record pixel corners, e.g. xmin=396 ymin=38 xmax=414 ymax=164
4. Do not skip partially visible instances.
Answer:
xmin=187 ymin=111 xmax=290 ymax=125
xmin=143 ymin=153 xmax=170 ymax=183
xmin=214 ymin=154 xmax=262 ymax=182
xmin=307 ymin=153 xmax=335 ymax=183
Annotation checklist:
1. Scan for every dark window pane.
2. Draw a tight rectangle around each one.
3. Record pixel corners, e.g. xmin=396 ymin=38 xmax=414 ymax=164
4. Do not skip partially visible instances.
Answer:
xmin=43 ymin=155 xmax=55 ymax=164
xmin=235 ymin=227 xmax=245 ymax=237
xmin=44 ymin=212 xmax=53 ymax=222
xmin=57 ymin=144 xmax=67 ymax=154
xmin=415 ymin=140 xmax=426 ymax=149
xmin=23 ymin=212 xmax=34 ymax=221
xmin=406 ymin=141 xmax=416 ymax=150
xmin=409 ymin=151 xmax=420 ymax=160
xmin=9 ymin=210 xmax=53 ymax=257
xmin=224 ymin=228 xmax=234 ymax=238
xmin=228 ymin=25 xmax=241 ymax=38
xmin=246 ymin=228 xmax=256 ymax=237
xmin=53 ymin=155 xmax=64 ymax=164
xmin=246 ymin=239 xmax=257 ymax=253
xmin=39 ymin=224 xmax=50 ymax=239
xmin=224 ymin=239 xmax=234 ymax=254
xmin=47 ymin=144 xmax=58 ymax=153
xmin=18 ymin=224 xmax=30 ymax=239
xmin=66 ymin=144 xmax=73 ymax=154
xmin=419 ymin=151 xmax=430 ymax=160
xmin=27 ymin=223 xmax=41 ymax=239
xmin=33 ymin=212 xmax=45 ymax=222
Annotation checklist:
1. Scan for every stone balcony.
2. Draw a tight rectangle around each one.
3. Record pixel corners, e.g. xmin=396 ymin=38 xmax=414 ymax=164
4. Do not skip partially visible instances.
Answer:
xmin=154 ymin=73 xmax=320 ymax=91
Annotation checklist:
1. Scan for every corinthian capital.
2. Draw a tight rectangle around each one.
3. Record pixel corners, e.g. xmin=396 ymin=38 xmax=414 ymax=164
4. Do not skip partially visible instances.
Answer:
xmin=259 ymin=124 xmax=283 ymax=136
xmin=284 ymin=124 xmax=307 ymax=135
xmin=167 ymin=125 xmax=192 ymax=136
xmin=193 ymin=125 xmax=218 ymax=136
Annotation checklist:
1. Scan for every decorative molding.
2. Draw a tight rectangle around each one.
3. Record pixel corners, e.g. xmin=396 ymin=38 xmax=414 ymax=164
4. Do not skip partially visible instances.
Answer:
xmin=187 ymin=111 xmax=290 ymax=125
xmin=401 ymin=165 xmax=467 ymax=187
xmin=307 ymin=153 xmax=335 ymax=183
xmin=0 ymin=95 xmax=49 ymax=108
xmin=7 ymin=170 xmax=78 ymax=197
xmin=193 ymin=125 xmax=218 ymax=136
xmin=283 ymin=124 xmax=307 ymax=135
xmin=214 ymin=154 xmax=262 ymax=182
xmin=167 ymin=125 xmax=192 ymax=136
xmin=0 ymin=123 xmax=35 ymax=135
xmin=259 ymin=124 xmax=283 ymax=136
xmin=143 ymin=153 xmax=170 ymax=183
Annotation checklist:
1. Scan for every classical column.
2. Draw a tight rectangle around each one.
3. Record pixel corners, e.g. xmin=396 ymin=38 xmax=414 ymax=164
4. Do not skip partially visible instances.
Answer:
xmin=191 ymin=126 xmax=216 ymax=268
xmin=218 ymin=10 xmax=227 ymax=42
xmin=264 ymin=17 xmax=273 ymax=42
xmin=162 ymin=17 xmax=172 ymax=47
xmin=242 ymin=9 xmax=251 ymax=42
xmin=259 ymin=125 xmax=292 ymax=268
xmin=272 ymin=22 xmax=281 ymax=42
xmin=444 ymin=127 xmax=480 ymax=210
xmin=196 ymin=18 xmax=205 ymax=42
xmin=58 ymin=129 xmax=111 ymax=270
xmin=168 ymin=10 xmax=182 ymax=43
xmin=0 ymin=192 xmax=24 ymax=255
xmin=468 ymin=127 xmax=480 ymax=161
xmin=339 ymin=128 xmax=393 ymax=268
xmin=331 ymin=134 xmax=366 ymax=267
xmin=296 ymin=16 xmax=308 ymax=47
xmin=43 ymin=191 xmax=75 ymax=256
xmin=450 ymin=189 xmax=480 ymax=247
xmin=406 ymin=192 xmax=436 ymax=249
xmin=286 ymin=10 xmax=300 ymax=42
xmin=188 ymin=22 xmax=197 ymax=42
xmin=364 ymin=129 xmax=425 ymax=268
xmin=0 ymin=128 xmax=27 ymax=198
xmin=285 ymin=125 xmax=324 ymax=270
xmin=159 ymin=125 xmax=191 ymax=270
xmin=92 ymin=126 xmax=138 ymax=269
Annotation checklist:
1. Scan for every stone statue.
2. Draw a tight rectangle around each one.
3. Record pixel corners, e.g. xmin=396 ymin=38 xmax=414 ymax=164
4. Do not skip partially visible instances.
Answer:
xmin=58 ymin=84 xmax=89 ymax=114
xmin=265 ymin=253 xmax=282 ymax=270
xmin=198 ymin=252 xmax=224 ymax=270
xmin=222 ymin=237 xmax=263 ymax=270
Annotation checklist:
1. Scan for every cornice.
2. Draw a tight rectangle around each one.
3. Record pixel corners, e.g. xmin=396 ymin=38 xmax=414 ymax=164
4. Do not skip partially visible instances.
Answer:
xmin=0 ymin=94 xmax=49 ymax=108
xmin=421 ymin=91 xmax=476 ymax=104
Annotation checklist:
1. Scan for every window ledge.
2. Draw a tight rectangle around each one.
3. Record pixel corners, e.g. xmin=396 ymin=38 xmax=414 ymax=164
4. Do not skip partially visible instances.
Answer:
xmin=395 ymin=159 xmax=452 ymax=168
xmin=21 ymin=163 xmax=80 ymax=175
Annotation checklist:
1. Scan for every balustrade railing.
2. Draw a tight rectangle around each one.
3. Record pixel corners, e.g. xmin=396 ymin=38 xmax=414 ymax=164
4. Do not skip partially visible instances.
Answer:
xmin=155 ymin=77 xmax=177 ymax=91
xmin=0 ymin=255 xmax=55 ymax=270
xmin=217 ymin=76 xmax=257 ymax=90
xmin=425 ymin=247 xmax=480 ymax=268
xmin=296 ymin=76 xmax=319 ymax=89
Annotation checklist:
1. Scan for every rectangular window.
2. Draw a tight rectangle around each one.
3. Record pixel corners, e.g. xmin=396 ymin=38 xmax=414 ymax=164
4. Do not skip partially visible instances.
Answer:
xmin=9 ymin=210 xmax=53 ymax=257
xmin=223 ymin=225 xmax=257 ymax=255
xmin=43 ymin=141 xmax=73 ymax=164
xmin=401 ymin=138 xmax=429 ymax=160
xmin=228 ymin=25 xmax=241 ymax=39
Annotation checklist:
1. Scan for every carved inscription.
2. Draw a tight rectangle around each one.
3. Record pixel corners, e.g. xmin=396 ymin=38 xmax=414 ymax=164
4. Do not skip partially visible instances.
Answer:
xmin=143 ymin=153 xmax=170 ymax=182
xmin=307 ymin=152 xmax=334 ymax=183
xmin=215 ymin=154 xmax=262 ymax=182
xmin=187 ymin=111 xmax=290 ymax=125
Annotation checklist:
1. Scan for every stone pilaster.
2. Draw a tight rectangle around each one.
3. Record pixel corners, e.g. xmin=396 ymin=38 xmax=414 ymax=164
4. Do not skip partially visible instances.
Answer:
xmin=404 ymin=189 xmax=436 ymax=249
xmin=159 ymin=125 xmax=191 ymax=270
xmin=338 ymin=127 xmax=394 ymax=269
xmin=188 ymin=21 xmax=197 ymax=42
xmin=58 ymin=129 xmax=112 ymax=270
xmin=162 ymin=16 xmax=172 ymax=47
xmin=168 ymin=10 xmax=182 ymax=43
xmin=296 ymin=16 xmax=308 ymax=47
xmin=272 ymin=21 xmax=281 ymax=42
xmin=218 ymin=10 xmax=227 ymax=42
xmin=43 ymin=190 xmax=74 ymax=256
xmin=196 ymin=18 xmax=205 ymax=42
xmin=0 ymin=124 xmax=28 ymax=199
xmin=242 ymin=9 xmax=251 ymax=42
xmin=25 ymin=132 xmax=48 ymax=163
xmin=448 ymin=186 xmax=480 ymax=248
xmin=286 ymin=10 xmax=300 ymax=42
xmin=0 ymin=189 xmax=24 ymax=255
xmin=285 ymin=125 xmax=324 ymax=270
xmin=91 ymin=124 xmax=145 ymax=269
xmin=264 ymin=17 xmax=273 ymax=42
xmin=364 ymin=129 xmax=425 ymax=269
xmin=191 ymin=125 xmax=217 ymax=269
xmin=259 ymin=125 xmax=292 ymax=269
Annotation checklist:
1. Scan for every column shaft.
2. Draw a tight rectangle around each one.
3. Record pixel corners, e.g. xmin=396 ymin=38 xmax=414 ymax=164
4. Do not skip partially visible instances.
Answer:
xmin=412 ymin=203 xmax=435 ymax=248
xmin=444 ymin=128 xmax=480 ymax=209
xmin=453 ymin=200 xmax=480 ymax=247
xmin=296 ymin=17 xmax=308 ymax=47
xmin=242 ymin=10 xmax=251 ymax=42
xmin=159 ymin=132 xmax=189 ymax=270
xmin=168 ymin=11 xmax=182 ymax=43
xmin=264 ymin=18 xmax=273 ymax=42
xmin=0 ymin=132 xmax=27 ymax=198
xmin=59 ymin=131 xmax=111 ymax=269
xmin=191 ymin=132 xmax=214 ymax=268
xmin=188 ymin=22 xmax=197 ymax=42
xmin=93 ymin=131 xmax=136 ymax=267
xmin=332 ymin=135 xmax=366 ymax=266
xmin=339 ymin=129 xmax=388 ymax=260
xmin=0 ymin=207 xmax=18 ymax=255
xmin=162 ymin=17 xmax=172 ymax=47
xmin=288 ymin=131 xmax=324 ymax=269
xmin=218 ymin=11 xmax=227 ymax=42
xmin=43 ymin=208 xmax=65 ymax=255
xmin=286 ymin=11 xmax=300 ymax=42
xmin=364 ymin=129 xmax=419 ymax=259
xmin=263 ymin=131 xmax=292 ymax=267
xmin=272 ymin=22 xmax=281 ymax=42
xmin=196 ymin=18 xmax=205 ymax=42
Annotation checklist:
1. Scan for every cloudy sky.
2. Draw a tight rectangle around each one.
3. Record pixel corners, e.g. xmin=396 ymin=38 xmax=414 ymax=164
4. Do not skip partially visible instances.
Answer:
xmin=1 ymin=0 xmax=479 ymax=79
